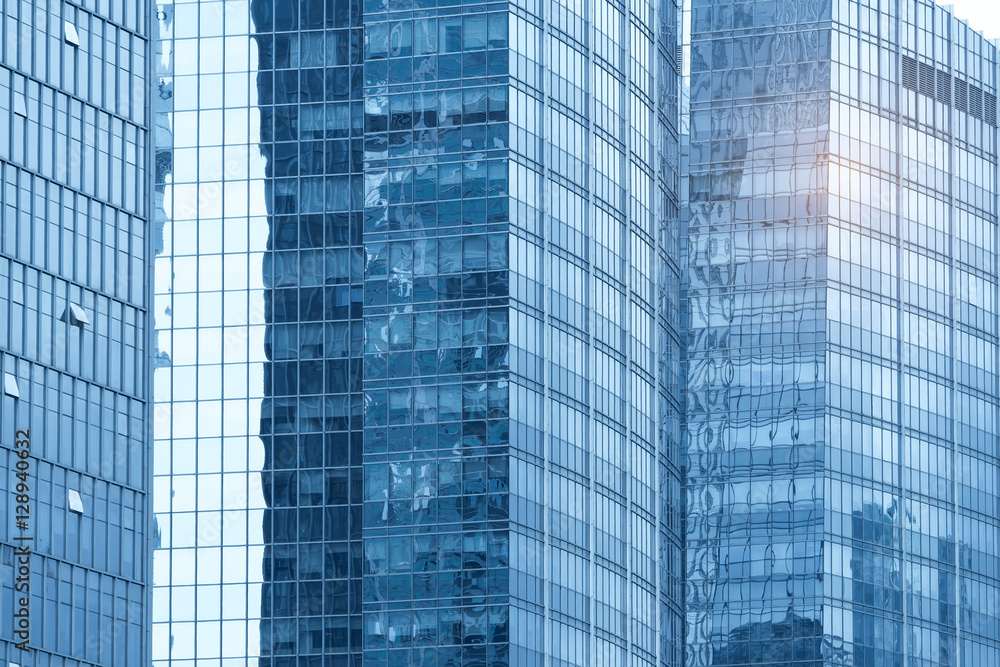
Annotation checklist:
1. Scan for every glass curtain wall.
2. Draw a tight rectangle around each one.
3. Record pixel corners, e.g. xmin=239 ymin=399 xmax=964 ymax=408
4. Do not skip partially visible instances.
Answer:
xmin=684 ymin=0 xmax=1000 ymax=665
xmin=356 ymin=0 xmax=512 ymax=663
xmin=152 ymin=0 xmax=270 ymax=664
xmin=153 ymin=0 xmax=682 ymax=664
xmin=250 ymin=0 xmax=366 ymax=662
xmin=684 ymin=0 xmax=834 ymax=661
xmin=0 ymin=0 xmax=152 ymax=665
xmin=504 ymin=0 xmax=683 ymax=662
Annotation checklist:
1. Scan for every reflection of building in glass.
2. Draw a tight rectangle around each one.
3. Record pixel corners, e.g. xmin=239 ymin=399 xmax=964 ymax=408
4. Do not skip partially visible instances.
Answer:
xmin=710 ymin=611 xmax=828 ymax=666
xmin=850 ymin=502 xmax=902 ymax=666
xmin=684 ymin=1 xmax=1000 ymax=666
xmin=249 ymin=0 xmax=683 ymax=664
xmin=0 ymin=0 xmax=151 ymax=664
xmin=249 ymin=0 xmax=368 ymax=661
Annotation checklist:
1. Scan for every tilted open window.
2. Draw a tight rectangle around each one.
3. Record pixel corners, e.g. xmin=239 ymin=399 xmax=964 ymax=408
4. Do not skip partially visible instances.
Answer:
xmin=61 ymin=302 xmax=90 ymax=327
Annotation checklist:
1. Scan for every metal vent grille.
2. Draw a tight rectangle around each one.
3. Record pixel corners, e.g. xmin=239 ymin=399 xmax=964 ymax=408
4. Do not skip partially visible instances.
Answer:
xmin=918 ymin=62 xmax=935 ymax=97
xmin=936 ymin=70 xmax=951 ymax=105
xmin=970 ymin=84 xmax=983 ymax=119
xmin=899 ymin=54 xmax=997 ymax=126
xmin=955 ymin=78 xmax=968 ymax=112
xmin=902 ymin=55 xmax=918 ymax=90
xmin=900 ymin=51 xmax=997 ymax=125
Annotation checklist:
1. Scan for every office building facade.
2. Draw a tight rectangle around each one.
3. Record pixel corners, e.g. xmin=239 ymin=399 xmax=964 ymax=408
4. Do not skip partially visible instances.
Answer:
xmin=684 ymin=0 xmax=1000 ymax=665
xmin=251 ymin=0 xmax=684 ymax=663
xmin=151 ymin=0 xmax=273 ymax=663
xmin=0 ymin=0 xmax=153 ymax=665
xmin=154 ymin=0 xmax=682 ymax=666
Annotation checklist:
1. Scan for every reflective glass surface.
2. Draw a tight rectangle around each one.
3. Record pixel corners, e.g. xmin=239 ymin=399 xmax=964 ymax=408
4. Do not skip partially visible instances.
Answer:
xmin=0 ymin=0 xmax=151 ymax=664
xmin=250 ymin=0 xmax=370 ymax=662
xmin=684 ymin=1 xmax=1000 ymax=666
xmin=354 ymin=0 xmax=512 ymax=662
xmin=502 ymin=0 xmax=684 ymax=662
xmin=152 ymin=0 xmax=270 ymax=664
xmin=154 ymin=0 xmax=682 ymax=664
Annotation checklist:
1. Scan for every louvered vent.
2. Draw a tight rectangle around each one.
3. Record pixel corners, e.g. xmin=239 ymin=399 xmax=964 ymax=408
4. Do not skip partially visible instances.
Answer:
xmin=955 ymin=79 xmax=968 ymax=112
xmin=970 ymin=84 xmax=983 ymax=119
xmin=918 ymin=62 xmax=935 ymax=97
xmin=936 ymin=70 xmax=951 ymax=105
xmin=899 ymin=52 xmax=997 ymax=126
xmin=902 ymin=55 xmax=918 ymax=90
xmin=676 ymin=44 xmax=683 ymax=73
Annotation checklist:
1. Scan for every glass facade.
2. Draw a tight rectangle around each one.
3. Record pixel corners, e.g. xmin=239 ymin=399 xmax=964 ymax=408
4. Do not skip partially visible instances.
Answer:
xmin=0 ymin=0 xmax=152 ymax=665
xmin=154 ymin=0 xmax=682 ymax=664
xmin=502 ymin=0 xmax=683 ymax=663
xmin=684 ymin=1 xmax=1000 ymax=666
xmin=152 ymin=0 xmax=271 ymax=663
xmin=251 ymin=0 xmax=368 ymax=661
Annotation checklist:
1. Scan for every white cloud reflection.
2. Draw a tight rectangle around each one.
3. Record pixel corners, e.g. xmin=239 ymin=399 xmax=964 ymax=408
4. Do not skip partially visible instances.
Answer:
xmin=152 ymin=0 xmax=269 ymax=663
